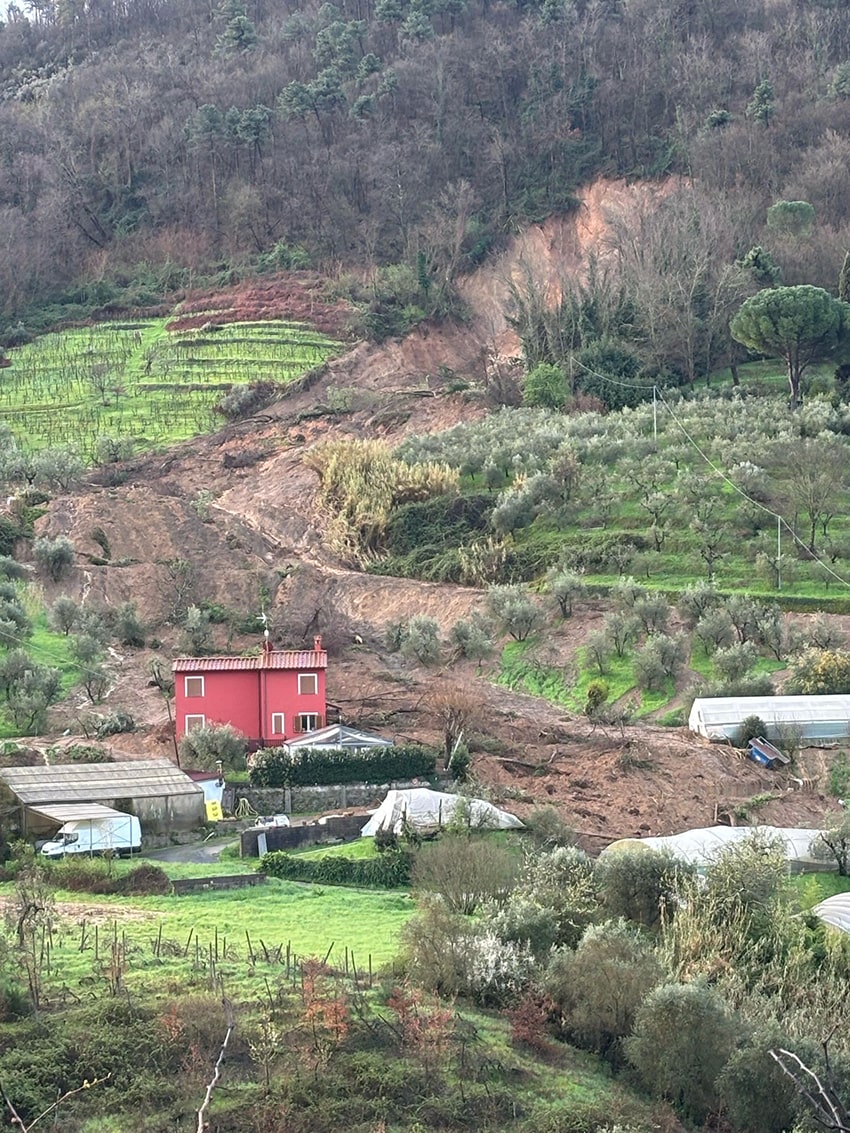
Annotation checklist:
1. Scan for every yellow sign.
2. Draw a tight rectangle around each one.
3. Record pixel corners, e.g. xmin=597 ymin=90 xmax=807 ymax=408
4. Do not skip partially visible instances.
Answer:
xmin=205 ymin=801 xmax=224 ymax=822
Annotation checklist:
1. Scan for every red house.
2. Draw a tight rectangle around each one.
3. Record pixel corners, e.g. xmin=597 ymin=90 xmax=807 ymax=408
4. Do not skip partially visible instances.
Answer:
xmin=172 ymin=636 xmax=328 ymax=745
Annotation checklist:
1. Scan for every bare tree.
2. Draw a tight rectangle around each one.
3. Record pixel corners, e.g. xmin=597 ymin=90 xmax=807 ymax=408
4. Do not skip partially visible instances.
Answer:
xmin=769 ymin=1040 xmax=850 ymax=1133
xmin=429 ymin=684 xmax=479 ymax=768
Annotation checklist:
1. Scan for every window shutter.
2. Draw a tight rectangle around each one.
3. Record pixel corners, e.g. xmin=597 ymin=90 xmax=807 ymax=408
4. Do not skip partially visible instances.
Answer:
xmin=316 ymin=714 xmax=324 ymax=729
xmin=293 ymin=716 xmax=303 ymax=734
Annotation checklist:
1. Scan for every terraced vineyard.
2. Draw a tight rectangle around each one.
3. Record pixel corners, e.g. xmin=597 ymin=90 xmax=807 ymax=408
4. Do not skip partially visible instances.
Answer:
xmin=0 ymin=316 xmax=341 ymax=457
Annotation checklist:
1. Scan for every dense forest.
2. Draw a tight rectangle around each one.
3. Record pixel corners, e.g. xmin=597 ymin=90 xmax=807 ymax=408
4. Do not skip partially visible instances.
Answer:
xmin=2 ymin=0 xmax=850 ymax=324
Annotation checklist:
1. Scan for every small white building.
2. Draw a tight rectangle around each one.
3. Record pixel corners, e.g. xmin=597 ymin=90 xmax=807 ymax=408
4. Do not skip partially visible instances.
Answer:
xmin=688 ymin=695 xmax=850 ymax=744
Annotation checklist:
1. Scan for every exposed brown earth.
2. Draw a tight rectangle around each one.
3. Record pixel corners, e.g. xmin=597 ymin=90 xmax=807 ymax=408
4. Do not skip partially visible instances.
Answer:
xmin=27 ymin=178 xmax=843 ymax=845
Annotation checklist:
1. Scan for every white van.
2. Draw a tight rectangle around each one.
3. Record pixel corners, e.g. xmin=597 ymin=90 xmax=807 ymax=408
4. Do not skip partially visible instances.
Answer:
xmin=40 ymin=814 xmax=142 ymax=858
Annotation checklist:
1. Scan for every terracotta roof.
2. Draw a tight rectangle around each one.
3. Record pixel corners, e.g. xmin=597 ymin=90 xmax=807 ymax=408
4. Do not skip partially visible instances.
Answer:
xmin=172 ymin=651 xmax=327 ymax=673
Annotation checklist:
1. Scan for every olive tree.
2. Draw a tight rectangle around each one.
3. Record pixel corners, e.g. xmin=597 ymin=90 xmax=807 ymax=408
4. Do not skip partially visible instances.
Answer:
xmin=625 ymin=981 xmax=738 ymax=1123
xmin=486 ymin=584 xmax=542 ymax=642
xmin=32 ymin=536 xmax=75 ymax=582
xmin=543 ymin=919 xmax=666 ymax=1065
xmin=810 ymin=811 xmax=850 ymax=875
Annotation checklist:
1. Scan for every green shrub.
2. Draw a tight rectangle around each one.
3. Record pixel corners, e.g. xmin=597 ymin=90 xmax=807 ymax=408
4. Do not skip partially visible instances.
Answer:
xmin=738 ymin=714 xmax=768 ymax=748
xmin=250 ymin=743 xmax=436 ymax=788
xmin=401 ymin=614 xmax=441 ymax=664
xmin=384 ymin=493 xmax=492 ymax=555
xmin=0 ymin=556 xmax=27 ymax=580
xmin=829 ymin=750 xmax=850 ymax=798
xmin=0 ymin=518 xmax=23 ymax=559
xmin=584 ymin=679 xmax=609 ymax=716
xmin=178 ymin=723 xmax=247 ymax=772
xmin=543 ymin=919 xmax=666 ymax=1065
xmin=596 ymin=849 xmax=694 ymax=928
xmin=32 ymin=535 xmax=75 ymax=581
xmin=786 ymin=647 xmax=850 ymax=695
xmin=523 ymin=806 xmax=576 ymax=848
xmin=214 ymin=381 xmax=280 ymax=420
xmin=261 ymin=848 xmax=412 ymax=888
xmin=523 ymin=363 xmax=569 ymax=409
xmin=83 ymin=711 xmax=136 ymax=739
xmin=625 ymin=981 xmax=738 ymax=1123
xmin=119 ymin=863 xmax=171 ymax=895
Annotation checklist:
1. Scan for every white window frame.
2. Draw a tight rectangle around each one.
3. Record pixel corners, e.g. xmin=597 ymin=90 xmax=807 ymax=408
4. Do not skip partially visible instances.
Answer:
xmin=298 ymin=713 xmax=319 ymax=733
xmin=185 ymin=714 xmax=206 ymax=732
xmin=271 ymin=712 xmax=285 ymax=736
xmin=298 ymin=673 xmax=318 ymax=696
xmin=184 ymin=675 xmax=205 ymax=698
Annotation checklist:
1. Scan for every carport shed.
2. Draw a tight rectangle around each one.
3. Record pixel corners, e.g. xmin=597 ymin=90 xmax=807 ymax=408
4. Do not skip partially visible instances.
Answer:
xmin=0 ymin=760 xmax=205 ymax=837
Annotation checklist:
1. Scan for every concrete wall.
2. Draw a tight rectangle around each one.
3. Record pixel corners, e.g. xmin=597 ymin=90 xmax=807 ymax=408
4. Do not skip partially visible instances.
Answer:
xmin=131 ymin=794 xmax=205 ymax=834
xmin=241 ymin=814 xmax=366 ymax=857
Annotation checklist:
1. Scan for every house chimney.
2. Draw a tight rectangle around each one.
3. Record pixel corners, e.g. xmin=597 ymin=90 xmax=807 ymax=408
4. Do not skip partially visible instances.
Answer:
xmin=314 ymin=634 xmax=323 ymax=651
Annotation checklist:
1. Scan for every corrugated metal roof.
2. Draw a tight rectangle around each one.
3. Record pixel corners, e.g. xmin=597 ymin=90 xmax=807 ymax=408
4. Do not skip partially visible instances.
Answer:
xmin=30 ymin=804 xmax=131 ymax=823
xmin=0 ymin=759 xmax=202 ymax=804
xmin=173 ymin=651 xmax=327 ymax=672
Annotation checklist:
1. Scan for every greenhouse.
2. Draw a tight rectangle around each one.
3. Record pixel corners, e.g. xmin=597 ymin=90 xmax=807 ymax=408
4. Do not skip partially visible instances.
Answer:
xmin=812 ymin=892 xmax=850 ymax=935
xmin=688 ymin=695 xmax=850 ymax=743
xmin=603 ymin=824 xmax=824 ymax=869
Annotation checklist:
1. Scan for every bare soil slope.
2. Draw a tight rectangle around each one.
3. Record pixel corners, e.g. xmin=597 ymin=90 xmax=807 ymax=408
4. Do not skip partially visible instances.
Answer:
xmin=29 ymin=177 xmax=839 ymax=842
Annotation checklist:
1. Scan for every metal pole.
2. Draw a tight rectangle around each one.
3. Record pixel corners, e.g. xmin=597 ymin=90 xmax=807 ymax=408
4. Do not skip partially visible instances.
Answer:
xmin=777 ymin=516 xmax=782 ymax=591
xmin=652 ymin=386 xmax=657 ymax=447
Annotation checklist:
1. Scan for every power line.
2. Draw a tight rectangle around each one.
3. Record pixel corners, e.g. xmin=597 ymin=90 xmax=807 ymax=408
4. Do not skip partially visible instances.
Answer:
xmin=569 ymin=355 xmax=850 ymax=590
xmin=653 ymin=386 xmax=850 ymax=590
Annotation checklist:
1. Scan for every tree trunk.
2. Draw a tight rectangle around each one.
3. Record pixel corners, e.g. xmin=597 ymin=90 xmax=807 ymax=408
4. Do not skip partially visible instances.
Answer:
xmin=787 ymin=361 xmax=801 ymax=411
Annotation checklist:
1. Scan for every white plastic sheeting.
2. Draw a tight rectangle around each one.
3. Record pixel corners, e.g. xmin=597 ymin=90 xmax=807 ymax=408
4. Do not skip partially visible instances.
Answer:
xmin=688 ymin=695 xmax=850 ymax=743
xmin=603 ymin=824 xmax=823 ymax=867
xmin=812 ymin=892 xmax=850 ymax=935
xmin=361 ymin=788 xmax=524 ymax=837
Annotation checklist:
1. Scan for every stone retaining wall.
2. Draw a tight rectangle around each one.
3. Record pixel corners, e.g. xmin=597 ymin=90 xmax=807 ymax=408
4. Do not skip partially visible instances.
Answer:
xmin=232 ymin=778 xmax=447 ymax=817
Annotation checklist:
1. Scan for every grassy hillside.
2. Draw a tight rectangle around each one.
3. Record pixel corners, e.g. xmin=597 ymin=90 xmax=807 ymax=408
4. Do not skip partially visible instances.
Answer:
xmin=388 ymin=374 xmax=850 ymax=605
xmin=1 ymin=316 xmax=341 ymax=457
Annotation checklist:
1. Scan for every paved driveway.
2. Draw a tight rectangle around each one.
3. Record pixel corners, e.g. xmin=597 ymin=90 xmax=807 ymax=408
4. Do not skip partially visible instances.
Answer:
xmin=142 ymin=837 xmax=240 ymax=864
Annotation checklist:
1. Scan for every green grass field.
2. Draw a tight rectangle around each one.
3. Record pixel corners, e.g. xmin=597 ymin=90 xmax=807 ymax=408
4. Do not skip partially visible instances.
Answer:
xmin=0 ymin=873 xmax=412 ymax=1005
xmin=792 ymin=871 xmax=850 ymax=907
xmin=1 ymin=317 xmax=341 ymax=458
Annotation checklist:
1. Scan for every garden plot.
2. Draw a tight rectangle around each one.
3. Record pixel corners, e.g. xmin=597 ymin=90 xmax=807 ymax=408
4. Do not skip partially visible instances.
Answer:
xmin=0 ymin=318 xmax=341 ymax=457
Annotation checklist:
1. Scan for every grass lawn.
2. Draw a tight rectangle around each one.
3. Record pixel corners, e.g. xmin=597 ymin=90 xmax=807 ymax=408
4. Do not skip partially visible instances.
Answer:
xmin=295 ymin=838 xmax=378 ymax=860
xmin=792 ymin=871 xmax=850 ymax=907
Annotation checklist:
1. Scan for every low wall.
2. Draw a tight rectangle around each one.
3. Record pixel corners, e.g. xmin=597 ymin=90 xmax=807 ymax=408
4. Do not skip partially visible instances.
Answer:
xmin=241 ymin=813 xmax=366 ymax=858
xmin=172 ymin=873 xmax=267 ymax=894
xmin=233 ymin=778 xmax=446 ymax=817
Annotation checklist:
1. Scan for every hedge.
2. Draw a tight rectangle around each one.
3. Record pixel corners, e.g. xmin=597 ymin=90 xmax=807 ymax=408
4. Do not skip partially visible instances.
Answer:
xmin=260 ymin=849 xmax=412 ymax=888
xmin=249 ymin=743 xmax=437 ymax=788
